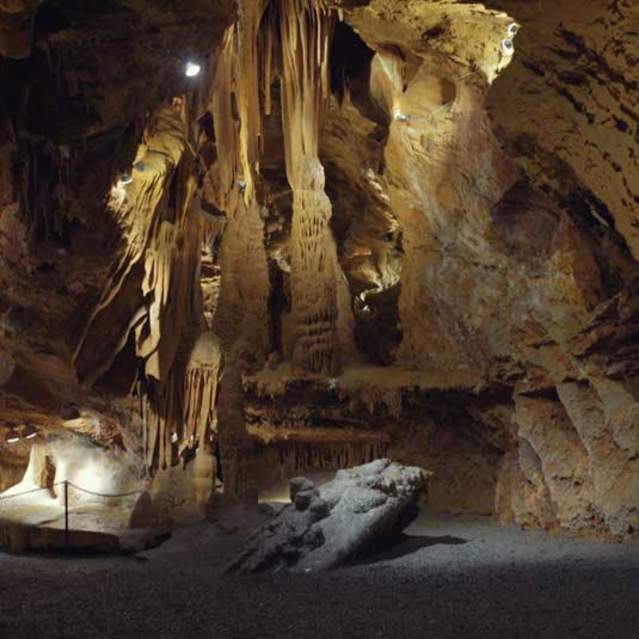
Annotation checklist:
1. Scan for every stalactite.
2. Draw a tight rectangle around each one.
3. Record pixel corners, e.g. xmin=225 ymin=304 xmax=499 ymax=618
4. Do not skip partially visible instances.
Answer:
xmin=141 ymin=380 xmax=177 ymax=472
xmin=181 ymin=332 xmax=223 ymax=505
xmin=210 ymin=24 xmax=271 ymax=356
xmin=74 ymin=107 xmax=198 ymax=386
xmin=276 ymin=440 xmax=389 ymax=472
xmin=237 ymin=0 xmax=270 ymax=202
xmin=279 ymin=0 xmax=341 ymax=375
xmin=182 ymin=332 xmax=222 ymax=448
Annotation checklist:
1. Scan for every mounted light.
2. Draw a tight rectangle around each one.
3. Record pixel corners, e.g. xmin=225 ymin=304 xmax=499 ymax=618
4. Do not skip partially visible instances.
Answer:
xmin=501 ymin=39 xmax=514 ymax=54
xmin=507 ymin=23 xmax=521 ymax=37
xmin=5 ymin=428 xmax=20 ymax=444
xmin=23 ymin=424 xmax=38 ymax=440
xmin=119 ymin=173 xmax=133 ymax=186
xmin=185 ymin=62 xmax=201 ymax=78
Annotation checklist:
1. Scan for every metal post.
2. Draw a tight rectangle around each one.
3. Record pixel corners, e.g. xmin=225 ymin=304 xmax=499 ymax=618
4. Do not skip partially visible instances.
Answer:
xmin=64 ymin=480 xmax=69 ymax=548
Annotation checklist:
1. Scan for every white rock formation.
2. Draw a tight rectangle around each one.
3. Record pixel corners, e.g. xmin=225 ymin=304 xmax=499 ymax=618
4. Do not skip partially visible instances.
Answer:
xmin=227 ymin=459 xmax=427 ymax=573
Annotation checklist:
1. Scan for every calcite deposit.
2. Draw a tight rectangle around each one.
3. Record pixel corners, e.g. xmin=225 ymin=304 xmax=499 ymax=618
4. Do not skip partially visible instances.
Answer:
xmin=227 ymin=459 xmax=426 ymax=572
xmin=1 ymin=0 xmax=638 ymax=542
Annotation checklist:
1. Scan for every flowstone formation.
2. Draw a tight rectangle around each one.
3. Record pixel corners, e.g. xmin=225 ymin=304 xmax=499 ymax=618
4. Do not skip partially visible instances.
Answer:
xmin=1 ymin=0 xmax=638 ymax=543
xmin=227 ymin=459 xmax=427 ymax=573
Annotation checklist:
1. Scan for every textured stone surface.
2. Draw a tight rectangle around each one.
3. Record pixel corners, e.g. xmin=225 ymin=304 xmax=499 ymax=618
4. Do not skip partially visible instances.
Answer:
xmin=227 ymin=459 xmax=426 ymax=572
xmin=0 ymin=0 xmax=638 ymax=541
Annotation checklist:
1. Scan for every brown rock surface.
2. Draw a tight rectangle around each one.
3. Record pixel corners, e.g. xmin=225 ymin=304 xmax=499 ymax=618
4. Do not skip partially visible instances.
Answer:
xmin=1 ymin=0 xmax=638 ymax=540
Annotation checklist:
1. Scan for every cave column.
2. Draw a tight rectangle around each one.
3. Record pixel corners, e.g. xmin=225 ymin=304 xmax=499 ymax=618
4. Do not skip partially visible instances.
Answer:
xmin=280 ymin=0 xmax=340 ymax=375
xmin=209 ymin=10 xmax=271 ymax=504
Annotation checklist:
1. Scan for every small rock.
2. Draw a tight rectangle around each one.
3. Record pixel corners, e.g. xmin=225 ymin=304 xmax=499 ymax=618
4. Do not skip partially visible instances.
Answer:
xmin=290 ymin=476 xmax=315 ymax=502
xmin=294 ymin=489 xmax=316 ymax=511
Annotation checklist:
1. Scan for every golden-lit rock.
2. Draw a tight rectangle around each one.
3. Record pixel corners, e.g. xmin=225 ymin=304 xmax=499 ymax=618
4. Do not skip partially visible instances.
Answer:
xmin=1 ymin=0 xmax=638 ymax=541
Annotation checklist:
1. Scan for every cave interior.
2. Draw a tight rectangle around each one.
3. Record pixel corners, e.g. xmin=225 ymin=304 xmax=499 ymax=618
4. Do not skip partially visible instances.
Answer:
xmin=0 ymin=0 xmax=638 ymax=557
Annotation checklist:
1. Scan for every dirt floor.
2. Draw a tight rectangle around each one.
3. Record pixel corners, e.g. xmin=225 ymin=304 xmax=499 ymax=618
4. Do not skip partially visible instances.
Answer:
xmin=1 ymin=508 xmax=638 ymax=639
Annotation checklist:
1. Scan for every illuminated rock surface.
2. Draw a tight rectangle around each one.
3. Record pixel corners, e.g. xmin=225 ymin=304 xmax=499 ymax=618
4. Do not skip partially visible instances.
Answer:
xmin=0 ymin=0 xmax=638 ymax=544
xmin=227 ymin=459 xmax=426 ymax=572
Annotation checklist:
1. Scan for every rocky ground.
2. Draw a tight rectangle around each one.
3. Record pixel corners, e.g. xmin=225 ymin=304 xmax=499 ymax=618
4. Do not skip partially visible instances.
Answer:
xmin=1 ymin=509 xmax=637 ymax=639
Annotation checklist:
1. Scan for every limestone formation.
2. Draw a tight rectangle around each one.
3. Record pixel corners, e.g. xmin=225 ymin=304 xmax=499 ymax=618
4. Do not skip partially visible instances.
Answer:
xmin=1 ymin=0 xmax=638 ymax=542
xmin=227 ymin=459 xmax=427 ymax=572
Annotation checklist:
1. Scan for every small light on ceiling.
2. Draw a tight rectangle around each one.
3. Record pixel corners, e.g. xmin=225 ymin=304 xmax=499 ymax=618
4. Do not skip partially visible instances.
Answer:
xmin=185 ymin=62 xmax=201 ymax=78
xmin=6 ymin=428 xmax=20 ymax=444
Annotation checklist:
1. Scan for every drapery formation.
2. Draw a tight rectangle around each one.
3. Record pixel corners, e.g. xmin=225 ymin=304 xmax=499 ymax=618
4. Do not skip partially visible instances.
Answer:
xmin=209 ymin=0 xmax=342 ymax=375
xmin=73 ymin=105 xmax=212 ymax=476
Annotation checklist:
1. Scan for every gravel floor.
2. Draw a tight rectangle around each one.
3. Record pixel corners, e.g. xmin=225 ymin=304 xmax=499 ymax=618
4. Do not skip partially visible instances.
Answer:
xmin=1 ymin=509 xmax=638 ymax=639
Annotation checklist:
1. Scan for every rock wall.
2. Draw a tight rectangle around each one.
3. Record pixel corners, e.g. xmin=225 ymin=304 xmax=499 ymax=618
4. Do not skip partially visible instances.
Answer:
xmin=1 ymin=0 xmax=637 ymax=540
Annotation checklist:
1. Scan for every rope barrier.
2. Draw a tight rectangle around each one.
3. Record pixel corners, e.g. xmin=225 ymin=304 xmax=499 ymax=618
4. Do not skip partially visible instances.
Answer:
xmin=0 ymin=485 xmax=57 ymax=502
xmin=0 ymin=481 xmax=142 ymax=502
xmin=65 ymin=482 xmax=142 ymax=499
xmin=0 ymin=480 xmax=144 ymax=550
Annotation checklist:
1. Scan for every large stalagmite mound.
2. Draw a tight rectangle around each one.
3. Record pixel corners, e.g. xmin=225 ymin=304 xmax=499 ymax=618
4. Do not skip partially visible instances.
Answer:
xmin=1 ymin=0 xmax=638 ymax=542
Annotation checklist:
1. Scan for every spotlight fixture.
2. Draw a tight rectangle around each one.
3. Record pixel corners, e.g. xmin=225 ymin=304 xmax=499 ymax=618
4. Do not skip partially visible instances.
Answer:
xmin=23 ymin=424 xmax=38 ymax=440
xmin=507 ymin=22 xmax=521 ymax=37
xmin=501 ymin=39 xmax=514 ymax=54
xmin=5 ymin=428 xmax=20 ymax=444
xmin=185 ymin=61 xmax=201 ymax=78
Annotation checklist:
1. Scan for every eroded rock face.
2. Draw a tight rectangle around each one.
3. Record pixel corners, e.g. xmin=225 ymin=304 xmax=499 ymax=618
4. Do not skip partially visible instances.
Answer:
xmin=227 ymin=459 xmax=426 ymax=573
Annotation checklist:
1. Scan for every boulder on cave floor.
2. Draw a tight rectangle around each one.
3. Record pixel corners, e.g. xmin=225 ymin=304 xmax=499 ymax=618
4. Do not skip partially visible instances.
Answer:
xmin=226 ymin=459 xmax=429 ymax=573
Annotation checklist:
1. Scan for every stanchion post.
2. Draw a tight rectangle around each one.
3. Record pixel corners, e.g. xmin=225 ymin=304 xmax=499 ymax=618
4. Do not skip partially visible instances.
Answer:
xmin=64 ymin=480 xmax=69 ymax=548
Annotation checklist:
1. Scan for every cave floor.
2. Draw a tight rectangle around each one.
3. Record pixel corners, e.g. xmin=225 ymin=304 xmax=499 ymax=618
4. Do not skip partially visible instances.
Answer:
xmin=1 ymin=509 xmax=637 ymax=639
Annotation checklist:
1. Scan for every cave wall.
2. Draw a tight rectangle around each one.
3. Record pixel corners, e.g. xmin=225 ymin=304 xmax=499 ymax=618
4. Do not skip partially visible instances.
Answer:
xmin=0 ymin=0 xmax=637 ymax=540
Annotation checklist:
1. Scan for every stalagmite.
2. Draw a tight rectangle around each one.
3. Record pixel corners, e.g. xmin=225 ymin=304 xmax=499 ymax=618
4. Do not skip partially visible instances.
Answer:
xmin=216 ymin=344 xmax=258 ymax=504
